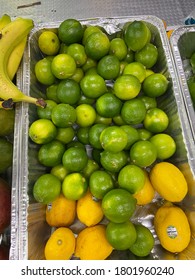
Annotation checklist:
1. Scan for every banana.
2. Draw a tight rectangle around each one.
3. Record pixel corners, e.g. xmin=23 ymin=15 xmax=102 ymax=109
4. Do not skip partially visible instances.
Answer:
xmin=0 ymin=17 xmax=46 ymax=108
xmin=0 ymin=14 xmax=11 ymax=30
xmin=7 ymin=36 xmax=27 ymax=80
xmin=0 ymin=14 xmax=27 ymax=80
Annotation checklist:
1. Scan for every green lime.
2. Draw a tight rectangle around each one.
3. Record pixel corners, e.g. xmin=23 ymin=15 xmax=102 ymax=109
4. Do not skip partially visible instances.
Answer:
xmin=62 ymin=172 xmax=88 ymax=200
xmin=51 ymin=103 xmax=77 ymax=128
xmin=95 ymin=114 xmax=112 ymax=125
xmin=51 ymin=53 xmax=76 ymax=79
xmin=143 ymin=108 xmax=169 ymax=133
xmin=81 ymin=158 xmax=99 ymax=178
xmin=137 ymin=128 xmax=153 ymax=141
xmin=70 ymin=67 xmax=84 ymax=83
xmin=35 ymin=58 xmax=56 ymax=86
xmin=66 ymin=140 xmax=85 ymax=150
xmin=82 ymin=25 xmax=102 ymax=45
xmin=102 ymin=188 xmax=137 ymax=223
xmin=121 ymin=125 xmax=140 ymax=150
xmin=38 ymin=30 xmax=60 ymax=55
xmin=142 ymin=73 xmax=169 ymax=97
xmin=77 ymin=94 xmax=95 ymax=106
xmin=100 ymin=150 xmax=128 ymax=173
xmin=67 ymin=43 xmax=87 ymax=67
xmin=59 ymin=42 xmax=68 ymax=54
xmin=84 ymin=67 xmax=98 ymax=76
xmin=80 ymin=74 xmax=107 ymax=99
xmin=58 ymin=18 xmax=84 ymax=45
xmin=124 ymin=48 xmax=135 ymax=63
xmin=100 ymin=126 xmax=128 ymax=153
xmin=130 ymin=140 xmax=157 ymax=167
xmin=56 ymin=127 xmax=75 ymax=144
xmin=50 ymin=164 xmax=69 ymax=181
xmin=97 ymin=55 xmax=120 ymax=80
xmin=33 ymin=173 xmax=61 ymax=204
xmin=118 ymin=164 xmax=145 ymax=194
xmin=119 ymin=61 xmax=128 ymax=76
xmin=91 ymin=148 xmax=103 ymax=165
xmin=37 ymin=99 xmax=57 ymax=120
xmin=129 ymin=224 xmax=154 ymax=257
xmin=112 ymin=115 xmax=127 ymax=126
xmin=62 ymin=147 xmax=88 ymax=172
xmin=82 ymin=57 xmax=97 ymax=72
xmin=38 ymin=140 xmax=65 ymax=167
xmin=85 ymin=31 xmax=110 ymax=60
xmin=46 ymin=84 xmax=60 ymax=103
xmin=106 ymin=221 xmax=137 ymax=250
xmin=124 ymin=20 xmax=151 ymax=51
xmin=76 ymin=126 xmax=90 ymax=145
xmin=123 ymin=62 xmax=146 ymax=83
xmin=57 ymin=79 xmax=81 ymax=105
xmin=29 ymin=119 xmax=57 ymax=144
xmin=113 ymin=74 xmax=141 ymax=100
xmin=89 ymin=170 xmax=114 ymax=199
xmin=76 ymin=104 xmax=96 ymax=127
xmin=95 ymin=92 xmax=122 ymax=118
xmin=137 ymin=95 xmax=157 ymax=110
xmin=88 ymin=123 xmax=108 ymax=149
xmin=145 ymin=69 xmax=154 ymax=77
xmin=109 ymin=38 xmax=128 ymax=61
xmin=149 ymin=133 xmax=176 ymax=160
xmin=135 ymin=43 xmax=158 ymax=69
xmin=121 ymin=98 xmax=146 ymax=125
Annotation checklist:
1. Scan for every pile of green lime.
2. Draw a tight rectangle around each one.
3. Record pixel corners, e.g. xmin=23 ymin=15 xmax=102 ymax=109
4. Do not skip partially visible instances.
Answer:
xmin=29 ymin=18 xmax=176 ymax=258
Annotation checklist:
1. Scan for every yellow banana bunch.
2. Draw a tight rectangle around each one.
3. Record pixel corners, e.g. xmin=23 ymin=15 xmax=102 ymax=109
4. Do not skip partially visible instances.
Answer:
xmin=0 ymin=14 xmax=26 ymax=81
xmin=0 ymin=14 xmax=46 ymax=109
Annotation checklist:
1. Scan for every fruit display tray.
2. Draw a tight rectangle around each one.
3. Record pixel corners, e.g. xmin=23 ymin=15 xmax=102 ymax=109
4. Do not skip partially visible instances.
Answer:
xmin=10 ymin=15 xmax=195 ymax=260
xmin=170 ymin=25 xmax=195 ymax=141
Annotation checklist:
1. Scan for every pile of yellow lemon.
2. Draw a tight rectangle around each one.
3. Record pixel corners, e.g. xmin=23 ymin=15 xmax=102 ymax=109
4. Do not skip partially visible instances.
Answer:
xmin=29 ymin=18 xmax=191 ymax=260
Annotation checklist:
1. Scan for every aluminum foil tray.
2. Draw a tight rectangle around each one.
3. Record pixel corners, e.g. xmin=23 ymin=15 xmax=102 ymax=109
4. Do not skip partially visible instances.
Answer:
xmin=10 ymin=15 xmax=195 ymax=260
xmin=170 ymin=25 xmax=195 ymax=141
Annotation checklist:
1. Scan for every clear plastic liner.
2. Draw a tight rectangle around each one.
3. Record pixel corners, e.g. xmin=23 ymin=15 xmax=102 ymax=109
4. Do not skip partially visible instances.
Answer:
xmin=10 ymin=15 xmax=195 ymax=260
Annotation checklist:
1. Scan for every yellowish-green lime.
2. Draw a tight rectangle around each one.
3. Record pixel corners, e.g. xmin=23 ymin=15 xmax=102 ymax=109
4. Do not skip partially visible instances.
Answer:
xmin=100 ymin=125 xmax=128 ymax=153
xmin=62 ymin=173 xmax=88 ymax=200
xmin=114 ymin=74 xmax=141 ymax=100
xmin=38 ymin=30 xmax=60 ymax=56
xmin=51 ymin=54 xmax=76 ymax=79
xmin=29 ymin=119 xmax=57 ymax=144
xmin=123 ymin=62 xmax=146 ymax=83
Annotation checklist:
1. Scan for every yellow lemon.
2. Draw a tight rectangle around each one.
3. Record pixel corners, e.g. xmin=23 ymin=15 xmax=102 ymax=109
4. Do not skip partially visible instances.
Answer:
xmin=44 ymin=227 xmax=75 ymax=260
xmin=149 ymin=162 xmax=188 ymax=202
xmin=133 ymin=170 xmax=155 ymax=205
xmin=154 ymin=202 xmax=191 ymax=253
xmin=76 ymin=190 xmax=104 ymax=227
xmin=75 ymin=224 xmax=113 ymax=260
xmin=46 ymin=193 xmax=76 ymax=227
